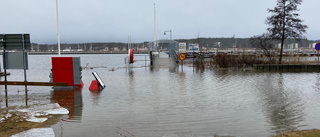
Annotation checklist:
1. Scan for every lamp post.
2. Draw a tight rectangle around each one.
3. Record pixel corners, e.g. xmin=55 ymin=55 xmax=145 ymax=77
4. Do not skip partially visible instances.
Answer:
xmin=56 ymin=0 xmax=61 ymax=56
xmin=164 ymin=30 xmax=172 ymax=40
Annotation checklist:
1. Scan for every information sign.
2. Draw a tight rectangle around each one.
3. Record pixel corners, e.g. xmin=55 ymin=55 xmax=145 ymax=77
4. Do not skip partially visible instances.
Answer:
xmin=179 ymin=43 xmax=186 ymax=53
xmin=0 ymin=34 xmax=31 ymax=50
xmin=4 ymin=52 xmax=28 ymax=69
xmin=189 ymin=43 xmax=199 ymax=52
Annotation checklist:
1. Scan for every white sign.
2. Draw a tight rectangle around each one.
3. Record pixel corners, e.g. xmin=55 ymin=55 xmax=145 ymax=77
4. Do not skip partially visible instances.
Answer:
xmin=179 ymin=43 xmax=186 ymax=53
xmin=189 ymin=43 xmax=199 ymax=52
xmin=92 ymin=71 xmax=106 ymax=89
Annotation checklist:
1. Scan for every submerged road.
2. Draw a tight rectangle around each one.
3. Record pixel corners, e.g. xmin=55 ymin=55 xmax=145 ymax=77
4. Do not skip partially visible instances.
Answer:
xmin=153 ymin=52 xmax=178 ymax=70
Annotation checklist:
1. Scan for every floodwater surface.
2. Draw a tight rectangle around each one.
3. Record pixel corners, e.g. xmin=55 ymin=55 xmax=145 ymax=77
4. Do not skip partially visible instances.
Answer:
xmin=1 ymin=54 xmax=320 ymax=137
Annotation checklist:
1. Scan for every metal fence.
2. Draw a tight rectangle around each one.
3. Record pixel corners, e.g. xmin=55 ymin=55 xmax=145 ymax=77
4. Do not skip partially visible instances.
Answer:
xmin=147 ymin=40 xmax=179 ymax=61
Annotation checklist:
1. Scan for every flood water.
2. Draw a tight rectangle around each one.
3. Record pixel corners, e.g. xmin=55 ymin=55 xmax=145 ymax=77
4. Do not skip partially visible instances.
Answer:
xmin=1 ymin=54 xmax=320 ymax=137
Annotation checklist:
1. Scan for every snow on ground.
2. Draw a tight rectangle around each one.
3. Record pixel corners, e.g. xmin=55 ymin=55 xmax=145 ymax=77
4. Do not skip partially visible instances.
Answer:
xmin=11 ymin=128 xmax=55 ymax=137
xmin=8 ymin=103 xmax=69 ymax=137
xmin=17 ymin=103 xmax=69 ymax=123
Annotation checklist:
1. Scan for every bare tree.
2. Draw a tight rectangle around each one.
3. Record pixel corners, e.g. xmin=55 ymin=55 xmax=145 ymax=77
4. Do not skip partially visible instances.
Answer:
xmin=266 ymin=0 xmax=307 ymax=64
xmin=251 ymin=34 xmax=277 ymax=64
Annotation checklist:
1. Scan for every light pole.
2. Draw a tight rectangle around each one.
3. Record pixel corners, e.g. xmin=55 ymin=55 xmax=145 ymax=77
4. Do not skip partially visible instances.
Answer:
xmin=56 ymin=0 xmax=61 ymax=56
xmin=164 ymin=30 xmax=172 ymax=40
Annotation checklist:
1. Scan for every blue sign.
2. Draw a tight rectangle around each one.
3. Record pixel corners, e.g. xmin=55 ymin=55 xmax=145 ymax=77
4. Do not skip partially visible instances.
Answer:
xmin=189 ymin=44 xmax=199 ymax=52
xmin=190 ymin=45 xmax=195 ymax=51
xmin=315 ymin=43 xmax=320 ymax=51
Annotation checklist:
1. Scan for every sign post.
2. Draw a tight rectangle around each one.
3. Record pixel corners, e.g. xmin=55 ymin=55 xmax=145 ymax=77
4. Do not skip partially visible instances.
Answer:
xmin=315 ymin=43 xmax=320 ymax=65
xmin=179 ymin=53 xmax=186 ymax=71
xmin=0 ymin=34 xmax=31 ymax=106
xmin=189 ymin=43 xmax=199 ymax=72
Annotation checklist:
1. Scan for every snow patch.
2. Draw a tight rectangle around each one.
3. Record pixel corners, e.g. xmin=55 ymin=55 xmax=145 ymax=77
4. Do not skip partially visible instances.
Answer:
xmin=0 ymin=118 xmax=4 ymax=123
xmin=27 ymin=117 xmax=48 ymax=123
xmin=17 ymin=103 xmax=69 ymax=123
xmin=0 ymin=113 xmax=13 ymax=123
xmin=45 ymin=107 xmax=69 ymax=115
xmin=6 ymin=113 xmax=12 ymax=118
xmin=11 ymin=128 xmax=55 ymax=137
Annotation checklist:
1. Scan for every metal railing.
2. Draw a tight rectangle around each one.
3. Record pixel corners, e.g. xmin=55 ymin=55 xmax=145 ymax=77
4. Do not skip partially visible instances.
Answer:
xmin=124 ymin=55 xmax=150 ymax=68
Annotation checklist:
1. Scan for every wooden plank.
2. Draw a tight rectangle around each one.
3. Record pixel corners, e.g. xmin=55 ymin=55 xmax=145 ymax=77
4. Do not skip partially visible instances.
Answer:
xmin=0 ymin=72 xmax=10 ymax=76
xmin=0 ymin=81 xmax=68 ymax=86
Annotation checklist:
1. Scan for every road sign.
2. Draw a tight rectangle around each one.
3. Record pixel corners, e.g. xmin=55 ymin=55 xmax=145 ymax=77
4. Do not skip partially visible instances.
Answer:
xmin=0 ymin=34 xmax=31 ymax=50
xmin=4 ymin=52 xmax=28 ymax=69
xmin=316 ymin=43 xmax=320 ymax=51
xmin=179 ymin=53 xmax=186 ymax=61
xmin=92 ymin=71 xmax=106 ymax=89
xmin=189 ymin=43 xmax=199 ymax=52
xmin=179 ymin=43 xmax=186 ymax=53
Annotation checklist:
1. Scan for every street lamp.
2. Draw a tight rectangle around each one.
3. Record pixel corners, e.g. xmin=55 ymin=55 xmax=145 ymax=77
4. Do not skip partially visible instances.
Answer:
xmin=164 ymin=30 xmax=172 ymax=40
xmin=56 ymin=0 xmax=61 ymax=56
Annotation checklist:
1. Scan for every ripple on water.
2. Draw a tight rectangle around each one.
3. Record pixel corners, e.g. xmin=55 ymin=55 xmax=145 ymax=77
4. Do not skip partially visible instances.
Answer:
xmin=3 ymin=55 xmax=320 ymax=137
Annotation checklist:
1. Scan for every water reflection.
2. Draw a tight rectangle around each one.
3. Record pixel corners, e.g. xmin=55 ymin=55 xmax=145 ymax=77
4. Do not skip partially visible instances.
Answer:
xmin=151 ymin=56 xmax=179 ymax=73
xmin=314 ymin=74 xmax=320 ymax=94
xmin=0 ymin=87 xmax=52 ymax=108
xmin=169 ymin=64 xmax=178 ymax=73
xmin=5 ymin=90 xmax=8 ymax=108
xmin=256 ymin=73 xmax=305 ymax=133
xmin=90 ymin=88 xmax=101 ymax=106
xmin=129 ymin=70 xmax=135 ymax=103
xmin=194 ymin=67 xmax=205 ymax=74
xmin=51 ymin=89 xmax=83 ymax=122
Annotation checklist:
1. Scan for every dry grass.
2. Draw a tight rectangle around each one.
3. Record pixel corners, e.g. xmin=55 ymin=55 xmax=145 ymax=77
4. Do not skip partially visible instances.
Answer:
xmin=274 ymin=129 xmax=320 ymax=137
xmin=0 ymin=110 xmax=63 ymax=137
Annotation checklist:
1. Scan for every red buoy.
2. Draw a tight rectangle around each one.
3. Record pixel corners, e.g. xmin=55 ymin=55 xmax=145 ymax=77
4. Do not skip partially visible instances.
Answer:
xmin=129 ymin=49 xmax=134 ymax=63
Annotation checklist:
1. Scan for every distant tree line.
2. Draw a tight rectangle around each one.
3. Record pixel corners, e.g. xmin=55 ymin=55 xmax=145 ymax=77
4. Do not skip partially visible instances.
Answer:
xmin=30 ymin=38 xmax=319 ymax=52
xmin=30 ymin=42 xmax=149 ymax=51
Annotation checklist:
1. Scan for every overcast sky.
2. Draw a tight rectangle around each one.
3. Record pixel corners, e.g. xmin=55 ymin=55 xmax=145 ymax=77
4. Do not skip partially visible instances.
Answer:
xmin=1 ymin=0 xmax=319 ymax=43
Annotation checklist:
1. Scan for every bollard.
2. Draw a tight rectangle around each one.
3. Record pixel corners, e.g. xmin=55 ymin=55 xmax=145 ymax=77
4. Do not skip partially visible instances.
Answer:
xmin=51 ymin=57 xmax=83 ymax=88
xmin=89 ymin=80 xmax=99 ymax=91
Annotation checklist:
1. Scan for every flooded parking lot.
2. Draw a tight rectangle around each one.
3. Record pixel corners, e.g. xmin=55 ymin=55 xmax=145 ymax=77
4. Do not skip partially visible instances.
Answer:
xmin=1 ymin=54 xmax=320 ymax=137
